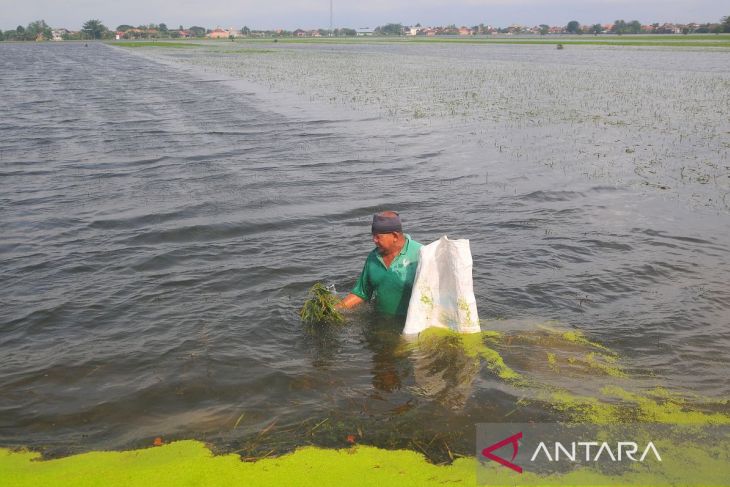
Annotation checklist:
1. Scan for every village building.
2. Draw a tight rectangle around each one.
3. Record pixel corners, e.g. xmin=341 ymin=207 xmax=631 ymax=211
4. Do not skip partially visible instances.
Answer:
xmin=51 ymin=29 xmax=68 ymax=41
xmin=208 ymin=28 xmax=239 ymax=39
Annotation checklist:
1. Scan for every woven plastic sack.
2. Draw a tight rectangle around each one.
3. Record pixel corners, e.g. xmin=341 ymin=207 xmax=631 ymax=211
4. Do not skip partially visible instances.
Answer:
xmin=403 ymin=235 xmax=481 ymax=335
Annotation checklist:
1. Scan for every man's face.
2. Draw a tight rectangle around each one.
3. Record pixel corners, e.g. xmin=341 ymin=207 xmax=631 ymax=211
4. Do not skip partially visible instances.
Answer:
xmin=372 ymin=232 xmax=399 ymax=255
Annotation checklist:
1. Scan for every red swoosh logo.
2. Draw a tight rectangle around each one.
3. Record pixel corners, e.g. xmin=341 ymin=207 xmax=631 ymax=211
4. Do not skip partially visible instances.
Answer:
xmin=481 ymin=432 xmax=523 ymax=473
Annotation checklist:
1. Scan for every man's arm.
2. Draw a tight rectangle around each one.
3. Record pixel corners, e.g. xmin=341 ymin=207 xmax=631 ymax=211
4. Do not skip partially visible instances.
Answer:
xmin=337 ymin=293 xmax=365 ymax=310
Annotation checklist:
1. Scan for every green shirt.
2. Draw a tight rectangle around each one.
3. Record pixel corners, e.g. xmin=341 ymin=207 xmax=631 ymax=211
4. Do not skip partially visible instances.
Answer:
xmin=351 ymin=234 xmax=423 ymax=316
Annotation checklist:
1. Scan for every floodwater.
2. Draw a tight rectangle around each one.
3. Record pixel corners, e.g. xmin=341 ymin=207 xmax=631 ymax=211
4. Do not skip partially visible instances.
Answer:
xmin=1 ymin=41 xmax=729 ymax=461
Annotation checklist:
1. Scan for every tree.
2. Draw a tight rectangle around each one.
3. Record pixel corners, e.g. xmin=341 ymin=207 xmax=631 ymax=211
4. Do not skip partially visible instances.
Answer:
xmin=539 ymin=24 xmax=550 ymax=35
xmin=26 ymin=20 xmax=52 ymax=40
xmin=241 ymin=26 xmax=250 ymax=35
xmin=722 ymin=15 xmax=730 ymax=32
xmin=375 ymin=23 xmax=403 ymax=36
xmin=566 ymin=20 xmax=581 ymax=34
xmin=116 ymin=25 xmax=134 ymax=32
xmin=188 ymin=26 xmax=206 ymax=37
xmin=611 ymin=19 xmax=627 ymax=35
xmin=591 ymin=24 xmax=602 ymax=35
xmin=158 ymin=23 xmax=168 ymax=33
xmin=82 ymin=19 xmax=107 ymax=39
xmin=627 ymin=20 xmax=642 ymax=34
xmin=334 ymin=27 xmax=355 ymax=36
xmin=0 ymin=30 xmax=4 ymax=41
xmin=441 ymin=24 xmax=459 ymax=35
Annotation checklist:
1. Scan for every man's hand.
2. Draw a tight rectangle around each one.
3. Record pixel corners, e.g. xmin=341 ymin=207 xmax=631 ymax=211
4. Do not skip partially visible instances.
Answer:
xmin=337 ymin=293 xmax=365 ymax=310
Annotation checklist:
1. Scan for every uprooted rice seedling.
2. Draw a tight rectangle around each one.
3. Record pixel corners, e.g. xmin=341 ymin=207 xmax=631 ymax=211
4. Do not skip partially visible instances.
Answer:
xmin=300 ymin=282 xmax=345 ymax=325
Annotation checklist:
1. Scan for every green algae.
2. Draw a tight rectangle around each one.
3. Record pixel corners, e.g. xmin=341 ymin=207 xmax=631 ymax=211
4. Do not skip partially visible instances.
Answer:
xmin=0 ymin=441 xmax=476 ymax=487
xmin=410 ymin=323 xmax=625 ymax=387
xmin=410 ymin=322 xmax=729 ymax=429
xmin=537 ymin=323 xmax=614 ymax=354
xmin=415 ymin=328 xmax=523 ymax=384
xmin=547 ymin=390 xmax=624 ymax=424
xmin=3 ymin=323 xmax=729 ymax=486
xmin=601 ymin=385 xmax=730 ymax=425
xmin=546 ymin=352 xmax=559 ymax=372
xmin=447 ymin=322 xmax=730 ymax=428
xmin=569 ymin=352 xmax=626 ymax=378
xmin=4 ymin=435 xmax=727 ymax=487
xmin=544 ymin=385 xmax=730 ymax=426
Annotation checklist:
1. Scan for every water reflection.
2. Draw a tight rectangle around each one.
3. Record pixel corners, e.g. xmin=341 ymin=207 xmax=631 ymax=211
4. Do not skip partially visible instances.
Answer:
xmin=362 ymin=315 xmax=409 ymax=393
xmin=302 ymin=320 xmax=343 ymax=369
xmin=360 ymin=314 xmax=482 ymax=410
xmin=408 ymin=332 xmax=480 ymax=410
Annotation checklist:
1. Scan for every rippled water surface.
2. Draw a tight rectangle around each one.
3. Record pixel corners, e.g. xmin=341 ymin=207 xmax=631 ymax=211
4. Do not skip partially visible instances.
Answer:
xmin=1 ymin=42 xmax=729 ymax=460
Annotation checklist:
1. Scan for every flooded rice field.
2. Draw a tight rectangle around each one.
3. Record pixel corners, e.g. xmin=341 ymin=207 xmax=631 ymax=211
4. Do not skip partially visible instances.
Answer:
xmin=1 ymin=41 xmax=729 ymax=461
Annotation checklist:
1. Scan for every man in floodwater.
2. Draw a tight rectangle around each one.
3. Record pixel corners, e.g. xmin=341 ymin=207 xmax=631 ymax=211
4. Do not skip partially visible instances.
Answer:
xmin=337 ymin=211 xmax=422 ymax=316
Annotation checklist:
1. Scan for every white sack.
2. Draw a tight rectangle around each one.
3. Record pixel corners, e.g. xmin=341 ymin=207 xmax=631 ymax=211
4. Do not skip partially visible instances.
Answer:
xmin=403 ymin=235 xmax=481 ymax=335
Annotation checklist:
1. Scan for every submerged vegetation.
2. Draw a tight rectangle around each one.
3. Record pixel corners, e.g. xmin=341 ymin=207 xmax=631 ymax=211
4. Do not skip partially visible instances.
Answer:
xmin=135 ymin=40 xmax=730 ymax=211
xmin=299 ymin=283 xmax=345 ymax=325
xmin=409 ymin=325 xmax=730 ymax=427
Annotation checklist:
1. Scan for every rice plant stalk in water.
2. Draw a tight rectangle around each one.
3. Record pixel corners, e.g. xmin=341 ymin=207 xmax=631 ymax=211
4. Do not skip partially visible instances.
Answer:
xmin=300 ymin=283 xmax=345 ymax=325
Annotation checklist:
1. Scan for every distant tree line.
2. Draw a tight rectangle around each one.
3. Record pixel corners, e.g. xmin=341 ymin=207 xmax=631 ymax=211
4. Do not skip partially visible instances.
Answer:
xmin=372 ymin=16 xmax=730 ymax=36
xmin=0 ymin=19 xmax=113 ymax=40
xmin=1 ymin=20 xmax=52 ymax=41
xmin=562 ymin=17 xmax=730 ymax=35
xmin=1 ymin=15 xmax=729 ymax=41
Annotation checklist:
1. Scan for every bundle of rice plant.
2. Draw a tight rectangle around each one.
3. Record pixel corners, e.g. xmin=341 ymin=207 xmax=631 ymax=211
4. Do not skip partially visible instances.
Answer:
xmin=299 ymin=283 xmax=345 ymax=325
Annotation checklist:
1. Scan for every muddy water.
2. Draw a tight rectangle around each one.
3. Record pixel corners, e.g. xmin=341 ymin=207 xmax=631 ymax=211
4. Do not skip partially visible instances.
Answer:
xmin=1 ymin=41 xmax=728 ymax=460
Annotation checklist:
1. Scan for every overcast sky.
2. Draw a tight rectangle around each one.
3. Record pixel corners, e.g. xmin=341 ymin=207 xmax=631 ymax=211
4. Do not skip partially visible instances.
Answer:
xmin=2 ymin=0 xmax=727 ymax=31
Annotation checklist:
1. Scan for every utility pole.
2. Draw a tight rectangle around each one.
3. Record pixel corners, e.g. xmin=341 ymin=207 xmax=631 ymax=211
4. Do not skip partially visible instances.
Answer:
xmin=329 ymin=0 xmax=333 ymax=36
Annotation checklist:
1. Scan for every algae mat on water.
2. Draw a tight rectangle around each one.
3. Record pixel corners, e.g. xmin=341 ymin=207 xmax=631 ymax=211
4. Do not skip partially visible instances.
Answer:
xmin=1 ymin=441 xmax=475 ymax=487
xmin=4 ymin=436 xmax=729 ymax=486
xmin=3 ymin=328 xmax=729 ymax=486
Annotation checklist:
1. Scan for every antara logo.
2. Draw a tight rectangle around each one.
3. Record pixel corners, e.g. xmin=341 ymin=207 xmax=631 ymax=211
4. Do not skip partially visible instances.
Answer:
xmin=481 ymin=432 xmax=662 ymax=474
xmin=481 ymin=432 xmax=523 ymax=473
xmin=531 ymin=441 xmax=662 ymax=462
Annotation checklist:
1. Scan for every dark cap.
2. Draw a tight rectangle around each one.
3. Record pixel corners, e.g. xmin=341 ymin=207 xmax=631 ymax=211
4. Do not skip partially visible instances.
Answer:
xmin=371 ymin=211 xmax=402 ymax=234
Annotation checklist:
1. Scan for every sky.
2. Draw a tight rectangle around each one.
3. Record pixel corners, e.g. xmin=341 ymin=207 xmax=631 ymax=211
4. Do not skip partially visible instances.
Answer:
xmin=1 ymin=0 xmax=727 ymax=31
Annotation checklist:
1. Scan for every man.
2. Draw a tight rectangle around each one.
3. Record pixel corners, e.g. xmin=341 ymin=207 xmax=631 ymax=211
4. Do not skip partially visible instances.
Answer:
xmin=338 ymin=211 xmax=422 ymax=316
